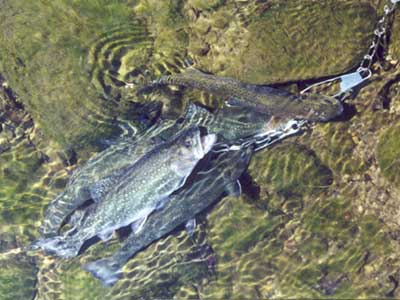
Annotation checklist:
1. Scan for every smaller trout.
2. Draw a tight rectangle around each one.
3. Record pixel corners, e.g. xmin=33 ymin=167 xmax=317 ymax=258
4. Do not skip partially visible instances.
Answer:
xmin=140 ymin=68 xmax=343 ymax=122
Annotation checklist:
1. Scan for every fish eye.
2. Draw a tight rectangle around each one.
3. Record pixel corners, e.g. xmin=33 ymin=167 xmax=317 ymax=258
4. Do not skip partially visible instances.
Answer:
xmin=184 ymin=139 xmax=193 ymax=148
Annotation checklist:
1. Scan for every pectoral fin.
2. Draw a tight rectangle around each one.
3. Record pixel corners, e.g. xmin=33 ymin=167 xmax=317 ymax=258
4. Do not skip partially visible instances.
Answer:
xmin=185 ymin=218 xmax=196 ymax=236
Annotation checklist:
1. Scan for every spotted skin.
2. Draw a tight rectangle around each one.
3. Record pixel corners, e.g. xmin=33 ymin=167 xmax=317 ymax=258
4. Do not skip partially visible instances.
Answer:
xmin=33 ymin=127 xmax=216 ymax=258
xmin=143 ymin=68 xmax=343 ymax=122
xmin=84 ymin=146 xmax=253 ymax=286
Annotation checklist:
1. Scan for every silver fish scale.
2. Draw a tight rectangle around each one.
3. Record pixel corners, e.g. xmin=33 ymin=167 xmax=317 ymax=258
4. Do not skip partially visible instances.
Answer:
xmin=40 ymin=117 xmax=183 ymax=236
xmin=65 ymin=127 xmax=209 ymax=247
xmin=97 ymin=160 xmax=181 ymax=227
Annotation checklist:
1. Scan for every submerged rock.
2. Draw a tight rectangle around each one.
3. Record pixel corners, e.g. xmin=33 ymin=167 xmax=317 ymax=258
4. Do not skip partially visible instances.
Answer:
xmin=2 ymin=0 xmax=400 ymax=299
xmin=377 ymin=125 xmax=400 ymax=188
xmin=187 ymin=0 xmax=377 ymax=84
xmin=0 ymin=0 xmax=378 ymax=149
xmin=248 ymin=143 xmax=333 ymax=199
xmin=0 ymin=253 xmax=37 ymax=300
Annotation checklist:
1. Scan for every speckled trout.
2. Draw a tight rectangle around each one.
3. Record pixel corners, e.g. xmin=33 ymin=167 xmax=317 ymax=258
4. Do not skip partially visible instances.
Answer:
xmin=140 ymin=68 xmax=343 ymax=122
xmin=40 ymin=119 xmax=177 ymax=237
xmin=40 ymin=103 xmax=213 ymax=237
xmin=40 ymin=101 xmax=290 ymax=237
xmin=33 ymin=127 xmax=216 ymax=258
xmin=84 ymin=146 xmax=253 ymax=286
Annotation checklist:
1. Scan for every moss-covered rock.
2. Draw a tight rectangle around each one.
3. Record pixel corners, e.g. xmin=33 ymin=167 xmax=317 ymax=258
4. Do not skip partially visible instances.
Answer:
xmin=207 ymin=196 xmax=287 ymax=256
xmin=308 ymin=122 xmax=367 ymax=176
xmin=248 ymin=143 xmax=333 ymax=199
xmin=389 ymin=10 xmax=400 ymax=61
xmin=202 ymin=191 xmax=395 ymax=299
xmin=187 ymin=0 xmax=226 ymax=12
xmin=188 ymin=0 xmax=377 ymax=84
xmin=0 ymin=1 xmax=143 ymax=148
xmin=377 ymin=125 xmax=400 ymax=187
xmin=0 ymin=254 xmax=37 ymax=300
xmin=0 ymin=140 xmax=50 ymax=241
xmin=0 ymin=0 xmax=188 ymax=149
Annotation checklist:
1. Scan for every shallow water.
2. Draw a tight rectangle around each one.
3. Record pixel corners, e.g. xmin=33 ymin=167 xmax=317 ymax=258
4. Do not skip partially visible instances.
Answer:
xmin=1 ymin=0 xmax=400 ymax=299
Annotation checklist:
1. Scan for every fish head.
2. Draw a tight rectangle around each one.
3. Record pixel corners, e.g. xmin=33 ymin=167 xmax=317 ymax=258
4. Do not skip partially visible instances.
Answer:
xmin=294 ymin=93 xmax=343 ymax=122
xmin=169 ymin=127 xmax=217 ymax=175
xmin=177 ymin=127 xmax=216 ymax=160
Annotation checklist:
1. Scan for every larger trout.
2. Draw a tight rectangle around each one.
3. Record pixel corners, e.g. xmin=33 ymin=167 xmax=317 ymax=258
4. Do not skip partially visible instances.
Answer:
xmin=33 ymin=127 xmax=216 ymax=258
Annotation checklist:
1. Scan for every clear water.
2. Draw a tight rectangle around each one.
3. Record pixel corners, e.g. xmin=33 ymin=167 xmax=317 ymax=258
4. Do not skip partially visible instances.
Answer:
xmin=1 ymin=1 xmax=400 ymax=299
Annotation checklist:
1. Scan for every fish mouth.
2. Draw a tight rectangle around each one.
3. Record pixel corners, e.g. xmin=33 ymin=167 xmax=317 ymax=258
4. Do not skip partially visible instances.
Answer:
xmin=197 ymin=134 xmax=217 ymax=158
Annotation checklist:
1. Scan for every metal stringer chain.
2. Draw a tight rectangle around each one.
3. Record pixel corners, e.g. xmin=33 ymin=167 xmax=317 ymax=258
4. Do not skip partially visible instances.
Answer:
xmin=301 ymin=0 xmax=400 ymax=101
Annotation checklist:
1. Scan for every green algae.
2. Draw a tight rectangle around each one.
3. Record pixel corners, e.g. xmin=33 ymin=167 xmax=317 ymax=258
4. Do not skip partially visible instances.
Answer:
xmin=390 ymin=10 xmax=400 ymax=61
xmin=207 ymin=196 xmax=287 ymax=255
xmin=201 ymin=177 xmax=394 ymax=298
xmin=308 ymin=122 xmax=367 ymax=176
xmin=188 ymin=0 xmax=377 ymax=84
xmin=235 ymin=0 xmax=375 ymax=83
xmin=248 ymin=143 xmax=333 ymax=199
xmin=1 ymin=0 xmax=400 ymax=299
xmin=0 ymin=0 xmax=142 ymax=149
xmin=377 ymin=125 xmax=400 ymax=187
xmin=59 ymin=260 xmax=108 ymax=300
xmin=187 ymin=0 xmax=226 ymax=11
xmin=0 ymin=141 xmax=50 ymax=239
xmin=0 ymin=254 xmax=37 ymax=300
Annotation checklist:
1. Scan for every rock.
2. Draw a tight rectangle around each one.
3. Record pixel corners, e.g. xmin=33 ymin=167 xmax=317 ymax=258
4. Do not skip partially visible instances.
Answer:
xmin=0 ymin=253 xmax=37 ymax=300
xmin=377 ymin=125 xmax=400 ymax=188
xmin=0 ymin=1 xmax=148 ymax=149
xmin=248 ymin=143 xmax=333 ymax=199
xmin=188 ymin=0 xmax=377 ymax=84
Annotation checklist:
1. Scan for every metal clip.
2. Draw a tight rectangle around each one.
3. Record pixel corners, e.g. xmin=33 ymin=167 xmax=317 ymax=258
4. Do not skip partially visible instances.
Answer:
xmin=337 ymin=69 xmax=371 ymax=96
xmin=300 ymin=69 xmax=371 ymax=98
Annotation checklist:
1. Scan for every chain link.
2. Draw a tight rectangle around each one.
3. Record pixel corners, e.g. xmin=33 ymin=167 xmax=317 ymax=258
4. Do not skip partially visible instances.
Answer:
xmin=357 ymin=0 xmax=398 ymax=76
xmin=301 ymin=0 xmax=399 ymax=99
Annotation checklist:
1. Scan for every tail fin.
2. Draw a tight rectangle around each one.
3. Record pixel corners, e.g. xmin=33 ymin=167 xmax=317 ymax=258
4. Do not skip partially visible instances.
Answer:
xmin=84 ymin=258 xmax=122 ymax=287
xmin=30 ymin=236 xmax=83 ymax=258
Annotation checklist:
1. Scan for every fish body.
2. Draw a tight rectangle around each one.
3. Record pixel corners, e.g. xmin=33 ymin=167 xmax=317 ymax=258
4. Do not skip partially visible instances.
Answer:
xmin=41 ymin=102 xmax=301 ymax=238
xmin=39 ymin=104 xmax=206 ymax=237
xmin=84 ymin=146 xmax=253 ymax=286
xmin=34 ymin=127 xmax=216 ymax=258
xmin=142 ymin=68 xmax=343 ymax=122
